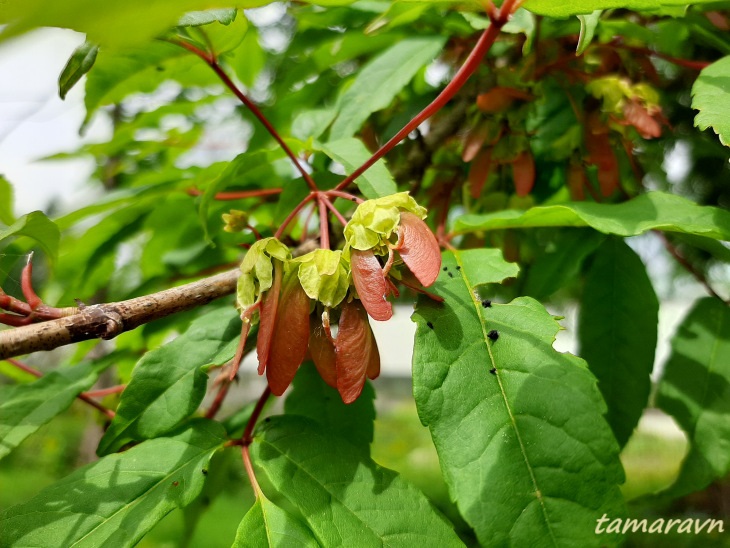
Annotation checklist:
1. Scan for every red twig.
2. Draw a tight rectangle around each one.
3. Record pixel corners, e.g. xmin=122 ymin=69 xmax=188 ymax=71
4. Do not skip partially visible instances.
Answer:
xmin=275 ymin=193 xmax=316 ymax=239
xmin=186 ymin=187 xmax=283 ymax=200
xmin=322 ymin=196 xmax=348 ymax=226
xmin=240 ymin=386 xmax=272 ymax=496
xmin=172 ymin=39 xmax=318 ymax=192
xmin=611 ymin=42 xmax=711 ymax=71
xmin=3 ymin=359 xmax=116 ymax=419
xmin=82 ymin=385 xmax=126 ymax=398
xmin=319 ymin=196 xmax=330 ymax=249
xmin=333 ymin=0 xmax=520 ymax=192
xmin=325 ymin=190 xmax=364 ymax=204
xmin=21 ymin=254 xmax=42 ymax=309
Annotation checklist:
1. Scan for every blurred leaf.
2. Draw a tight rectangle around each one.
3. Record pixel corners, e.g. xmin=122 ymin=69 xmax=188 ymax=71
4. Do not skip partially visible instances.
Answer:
xmin=577 ymin=10 xmax=601 ymax=55
xmin=178 ymin=8 xmax=237 ymax=26
xmin=692 ymin=56 xmax=730 ymax=147
xmin=231 ymin=26 xmax=266 ymax=87
xmin=0 ymin=211 xmax=59 ymax=263
xmin=454 ymin=192 xmax=730 ymax=240
xmin=0 ymin=358 xmax=114 ymax=460
xmin=524 ymin=229 xmax=605 ymax=300
xmin=329 ymin=36 xmax=446 ymax=140
xmin=656 ymin=297 xmax=730 ymax=498
xmin=285 ymin=362 xmax=375 ymax=453
xmin=233 ymin=495 xmax=319 ymax=547
xmin=0 ymin=420 xmax=226 ymax=546
xmin=58 ymin=41 xmax=98 ymax=100
xmin=0 ymin=175 xmax=16 ymax=225
xmin=578 ymin=238 xmax=658 ymax=447
xmin=188 ymin=12 xmax=249 ymax=55
xmin=97 ymin=307 xmax=241 ymax=455
xmin=412 ymin=250 xmax=626 ymax=546
xmin=252 ymin=415 xmax=464 ymax=546
xmin=318 ymin=138 xmax=397 ymax=198
xmin=525 ymin=0 xmax=720 ymax=17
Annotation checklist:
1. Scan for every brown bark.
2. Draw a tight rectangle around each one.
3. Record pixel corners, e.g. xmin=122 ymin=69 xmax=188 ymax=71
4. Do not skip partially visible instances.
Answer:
xmin=0 ymin=269 xmax=239 ymax=360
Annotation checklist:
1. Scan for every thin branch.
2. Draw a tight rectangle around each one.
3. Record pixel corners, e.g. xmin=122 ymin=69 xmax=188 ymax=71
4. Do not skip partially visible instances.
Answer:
xmin=4 ymin=358 xmax=116 ymax=419
xmin=333 ymin=0 xmax=519 ymax=192
xmin=275 ymin=193 xmax=316 ymax=239
xmin=322 ymin=196 xmax=348 ymax=226
xmin=186 ymin=187 xmax=283 ymax=200
xmin=319 ymin=196 xmax=330 ymax=249
xmin=0 ymin=269 xmax=240 ymax=360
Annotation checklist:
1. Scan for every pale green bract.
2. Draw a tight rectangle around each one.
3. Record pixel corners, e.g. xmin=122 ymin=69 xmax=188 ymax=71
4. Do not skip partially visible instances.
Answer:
xmin=344 ymin=192 xmax=426 ymax=253
xmin=236 ymin=237 xmax=290 ymax=310
xmin=292 ymin=249 xmax=349 ymax=308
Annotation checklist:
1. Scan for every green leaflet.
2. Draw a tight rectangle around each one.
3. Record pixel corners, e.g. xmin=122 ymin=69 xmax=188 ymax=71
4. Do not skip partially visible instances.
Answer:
xmin=317 ymin=139 xmax=397 ymax=200
xmin=524 ymin=229 xmax=606 ymax=300
xmin=178 ymin=8 xmax=237 ymax=26
xmin=0 ymin=175 xmax=16 ymax=225
xmin=58 ymin=41 xmax=98 ymax=100
xmin=97 ymin=307 xmax=241 ymax=455
xmin=0 ymin=358 xmax=114 ymax=460
xmin=412 ymin=249 xmax=626 ymax=546
xmin=0 ymin=211 xmax=59 ymax=262
xmin=0 ymin=420 xmax=226 ymax=547
xmin=329 ymin=36 xmax=446 ymax=140
xmin=237 ymin=237 xmax=291 ymax=310
xmin=692 ymin=56 xmax=730 ymax=147
xmin=453 ymin=192 xmax=730 ymax=240
xmin=233 ymin=495 xmax=319 ymax=547
xmin=292 ymin=249 xmax=349 ymax=308
xmin=284 ymin=362 xmax=375 ymax=453
xmin=524 ymin=0 xmax=720 ymax=17
xmin=578 ymin=238 xmax=658 ymax=448
xmin=252 ymin=415 xmax=464 ymax=547
xmin=577 ymin=10 xmax=601 ymax=55
xmin=343 ymin=191 xmax=425 ymax=252
xmin=656 ymin=297 xmax=730 ymax=498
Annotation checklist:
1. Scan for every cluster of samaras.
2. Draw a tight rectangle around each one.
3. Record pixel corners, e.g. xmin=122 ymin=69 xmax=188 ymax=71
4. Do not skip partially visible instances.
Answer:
xmin=236 ymin=193 xmax=441 ymax=403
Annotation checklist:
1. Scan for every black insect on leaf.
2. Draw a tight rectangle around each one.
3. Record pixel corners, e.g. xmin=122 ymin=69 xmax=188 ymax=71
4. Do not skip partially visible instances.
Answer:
xmin=488 ymin=330 xmax=499 ymax=341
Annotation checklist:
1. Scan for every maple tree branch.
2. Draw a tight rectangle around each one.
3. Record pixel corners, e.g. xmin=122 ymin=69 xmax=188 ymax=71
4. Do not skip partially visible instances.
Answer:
xmin=0 ymin=269 xmax=240 ymax=360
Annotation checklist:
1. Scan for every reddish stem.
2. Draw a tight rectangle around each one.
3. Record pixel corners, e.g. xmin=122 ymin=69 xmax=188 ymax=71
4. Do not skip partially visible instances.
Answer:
xmin=243 ymin=386 xmax=271 ymax=445
xmin=322 ymin=197 xmax=348 ymax=227
xmin=186 ymin=187 xmax=283 ymax=200
xmin=21 ymin=255 xmax=42 ymax=309
xmin=4 ymin=359 xmax=116 ymax=419
xmin=319 ymin=197 xmax=330 ymax=249
xmin=275 ymin=193 xmax=316 ymax=239
xmin=612 ymin=43 xmax=711 ymax=71
xmin=229 ymin=313 xmax=254 ymax=382
xmin=173 ymin=39 xmax=318 ymax=192
xmin=82 ymin=385 xmax=126 ymax=398
xmin=242 ymin=445 xmax=263 ymax=496
xmin=205 ymin=379 xmax=231 ymax=419
xmin=325 ymin=190 xmax=364 ymax=204
xmin=333 ymin=1 xmax=519 ymax=192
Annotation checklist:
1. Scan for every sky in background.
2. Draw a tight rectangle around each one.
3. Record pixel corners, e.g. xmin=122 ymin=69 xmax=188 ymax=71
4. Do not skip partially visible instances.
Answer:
xmin=0 ymin=28 xmax=109 ymax=216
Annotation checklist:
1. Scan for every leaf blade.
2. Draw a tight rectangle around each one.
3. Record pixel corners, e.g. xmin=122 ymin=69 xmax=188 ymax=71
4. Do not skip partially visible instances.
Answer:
xmin=0 ymin=211 xmax=60 ymax=262
xmin=58 ymin=41 xmax=98 ymax=100
xmin=412 ymin=249 xmax=626 ymax=546
xmin=317 ymin=138 xmax=397 ymax=199
xmin=233 ymin=496 xmax=319 ymax=548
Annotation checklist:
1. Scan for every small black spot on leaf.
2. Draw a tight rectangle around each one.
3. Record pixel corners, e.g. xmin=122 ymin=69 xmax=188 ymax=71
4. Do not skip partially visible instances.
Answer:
xmin=488 ymin=330 xmax=499 ymax=341
xmin=456 ymin=266 xmax=461 ymax=270
xmin=443 ymin=266 xmax=448 ymax=271
xmin=427 ymin=321 xmax=434 ymax=329
xmin=481 ymin=299 xmax=492 ymax=308
xmin=447 ymin=272 xmax=454 ymax=278
xmin=202 ymin=469 xmax=208 ymax=476
xmin=489 ymin=368 xmax=496 ymax=375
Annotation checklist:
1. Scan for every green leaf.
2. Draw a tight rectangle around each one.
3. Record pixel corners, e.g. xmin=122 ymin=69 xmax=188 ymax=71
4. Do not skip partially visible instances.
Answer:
xmin=233 ymin=495 xmax=319 ymax=548
xmin=656 ymin=297 xmax=730 ymax=498
xmin=329 ymin=36 xmax=446 ymax=140
xmin=83 ymin=40 xmax=215 ymax=126
xmin=692 ymin=56 xmax=730 ymax=147
xmin=524 ymin=229 xmax=606 ymax=300
xmin=0 ymin=175 xmax=16 ymax=225
xmin=457 ymin=248 xmax=520 ymax=287
xmin=199 ymin=148 xmax=288 ymax=241
xmin=578 ymin=238 xmax=658 ymax=448
xmin=178 ymin=8 xmax=237 ymax=26
xmin=0 ymin=358 xmax=113 ymax=460
xmin=252 ymin=415 xmax=464 ymax=547
xmin=58 ymin=41 xmax=98 ymax=100
xmin=97 ymin=307 xmax=241 ymax=455
xmin=318 ymin=138 xmax=397 ymax=199
xmin=0 ymin=0 xmax=259 ymax=48
xmin=285 ymin=362 xmax=375 ymax=452
xmin=0 ymin=211 xmax=59 ymax=262
xmin=0 ymin=420 xmax=226 ymax=547
xmin=577 ymin=10 xmax=601 ymax=55
xmin=453 ymin=192 xmax=730 ymax=240
xmin=524 ymin=0 xmax=720 ymax=17
xmin=412 ymin=250 xmax=626 ymax=546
